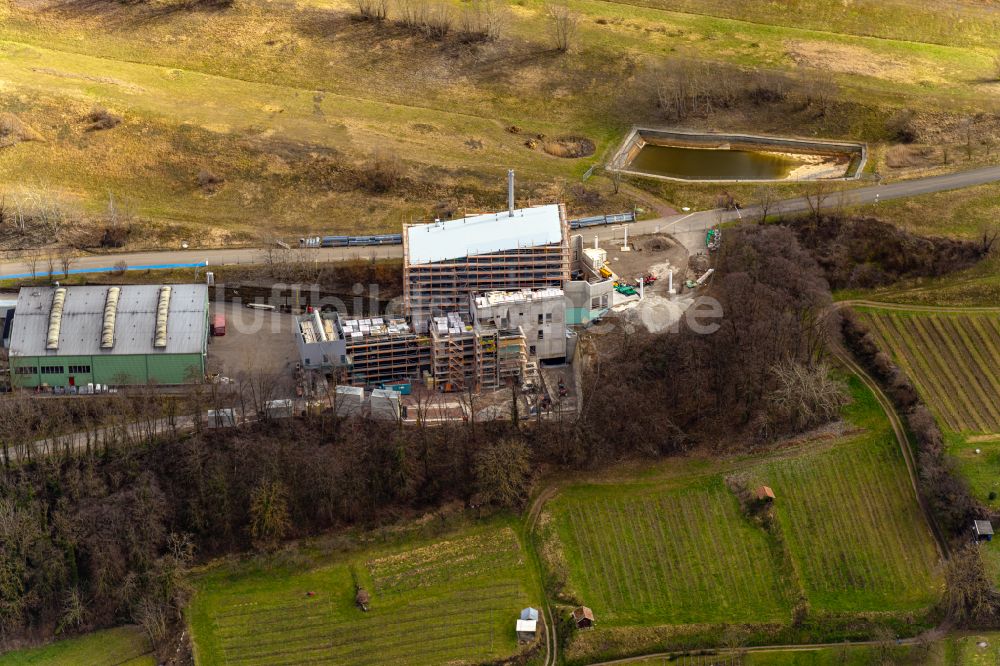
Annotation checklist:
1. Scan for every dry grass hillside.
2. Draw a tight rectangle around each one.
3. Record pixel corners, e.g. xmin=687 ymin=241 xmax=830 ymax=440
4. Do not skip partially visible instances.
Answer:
xmin=1 ymin=0 xmax=999 ymax=248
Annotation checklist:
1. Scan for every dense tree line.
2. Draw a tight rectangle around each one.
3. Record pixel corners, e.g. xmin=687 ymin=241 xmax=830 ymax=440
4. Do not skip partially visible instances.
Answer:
xmin=786 ymin=213 xmax=989 ymax=290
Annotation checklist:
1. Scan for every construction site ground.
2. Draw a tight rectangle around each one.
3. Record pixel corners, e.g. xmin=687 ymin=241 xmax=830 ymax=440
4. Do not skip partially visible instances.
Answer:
xmin=603 ymin=233 xmax=690 ymax=295
xmin=206 ymin=302 xmax=299 ymax=382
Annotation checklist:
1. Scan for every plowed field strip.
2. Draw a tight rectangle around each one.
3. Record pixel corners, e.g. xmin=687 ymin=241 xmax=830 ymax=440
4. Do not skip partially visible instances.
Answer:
xmin=924 ymin=316 xmax=1000 ymax=428
xmin=935 ymin=316 xmax=1000 ymax=429
xmin=877 ymin=314 xmax=966 ymax=430
xmin=863 ymin=314 xmax=954 ymax=426
xmin=907 ymin=315 xmax=985 ymax=431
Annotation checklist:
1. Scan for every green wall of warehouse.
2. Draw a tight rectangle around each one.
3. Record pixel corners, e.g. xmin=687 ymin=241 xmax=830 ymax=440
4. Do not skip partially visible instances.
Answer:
xmin=10 ymin=353 xmax=204 ymax=388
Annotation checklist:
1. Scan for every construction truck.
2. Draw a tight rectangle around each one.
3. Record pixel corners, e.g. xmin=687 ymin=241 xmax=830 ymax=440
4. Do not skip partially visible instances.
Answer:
xmin=706 ymin=228 xmax=721 ymax=252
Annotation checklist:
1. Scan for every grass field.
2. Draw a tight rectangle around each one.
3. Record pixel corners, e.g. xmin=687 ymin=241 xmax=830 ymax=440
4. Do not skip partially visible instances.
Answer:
xmin=0 ymin=625 xmax=154 ymax=665
xmin=554 ymin=476 xmax=793 ymax=625
xmin=544 ymin=378 xmax=941 ymax=658
xmin=856 ymin=307 xmax=1000 ymax=434
xmin=944 ymin=431 xmax=1000 ymax=511
xmin=187 ymin=520 xmax=541 ymax=666
xmin=2 ymin=0 xmax=1000 ymax=242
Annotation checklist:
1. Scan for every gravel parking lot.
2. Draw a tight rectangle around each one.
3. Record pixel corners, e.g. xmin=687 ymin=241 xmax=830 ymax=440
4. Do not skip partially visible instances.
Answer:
xmin=206 ymin=302 xmax=299 ymax=381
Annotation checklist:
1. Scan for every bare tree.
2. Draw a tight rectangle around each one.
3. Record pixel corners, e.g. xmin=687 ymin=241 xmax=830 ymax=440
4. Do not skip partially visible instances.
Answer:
xmin=58 ymin=247 xmax=76 ymax=279
xmin=753 ymin=185 xmax=777 ymax=224
xmin=24 ymin=249 xmax=40 ymax=280
xmin=803 ymin=181 xmax=832 ymax=221
xmin=766 ymin=361 xmax=848 ymax=431
xmin=982 ymin=134 xmax=995 ymax=157
xmin=964 ymin=118 xmax=975 ymax=161
xmin=357 ymin=0 xmax=388 ymax=20
xmin=545 ymin=1 xmax=577 ymax=52
xmin=248 ymin=479 xmax=291 ymax=550
xmin=604 ymin=168 xmax=623 ymax=195
xmin=44 ymin=252 xmax=56 ymax=281
xmin=473 ymin=437 xmax=531 ymax=508
xmin=978 ymin=223 xmax=999 ymax=256
xmin=479 ymin=0 xmax=508 ymax=40
xmin=396 ymin=0 xmax=429 ymax=28
xmin=425 ymin=0 xmax=453 ymax=38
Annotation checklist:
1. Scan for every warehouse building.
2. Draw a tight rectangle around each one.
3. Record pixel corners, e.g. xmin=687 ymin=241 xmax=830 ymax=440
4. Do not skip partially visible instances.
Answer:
xmin=8 ymin=284 xmax=209 ymax=388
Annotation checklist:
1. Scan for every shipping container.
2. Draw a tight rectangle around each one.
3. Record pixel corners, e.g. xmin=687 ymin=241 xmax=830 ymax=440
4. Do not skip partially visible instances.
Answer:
xmin=211 ymin=313 xmax=226 ymax=336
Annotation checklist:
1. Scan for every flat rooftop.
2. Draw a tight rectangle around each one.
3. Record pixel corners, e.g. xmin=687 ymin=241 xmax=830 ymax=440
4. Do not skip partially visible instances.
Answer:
xmin=475 ymin=288 xmax=565 ymax=309
xmin=430 ymin=312 xmax=474 ymax=337
xmin=340 ymin=316 xmax=412 ymax=342
xmin=406 ymin=204 xmax=563 ymax=265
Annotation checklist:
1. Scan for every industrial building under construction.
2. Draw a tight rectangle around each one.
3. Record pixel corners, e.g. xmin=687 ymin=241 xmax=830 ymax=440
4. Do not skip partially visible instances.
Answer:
xmin=295 ymin=186 xmax=618 ymax=393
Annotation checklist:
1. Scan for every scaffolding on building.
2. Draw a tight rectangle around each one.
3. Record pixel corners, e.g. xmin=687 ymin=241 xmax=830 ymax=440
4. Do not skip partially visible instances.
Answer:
xmin=403 ymin=205 xmax=571 ymax=323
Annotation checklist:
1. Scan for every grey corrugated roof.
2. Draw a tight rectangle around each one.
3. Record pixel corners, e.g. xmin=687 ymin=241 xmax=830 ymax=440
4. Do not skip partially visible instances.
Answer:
xmin=9 ymin=284 xmax=207 ymax=357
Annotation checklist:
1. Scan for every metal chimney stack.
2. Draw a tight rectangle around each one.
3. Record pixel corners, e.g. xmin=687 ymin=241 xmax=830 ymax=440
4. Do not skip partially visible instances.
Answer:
xmin=507 ymin=169 xmax=515 ymax=217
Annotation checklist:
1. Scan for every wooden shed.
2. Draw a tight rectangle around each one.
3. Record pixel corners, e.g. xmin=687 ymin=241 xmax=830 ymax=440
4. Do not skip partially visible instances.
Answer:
xmin=974 ymin=520 xmax=994 ymax=542
xmin=754 ymin=486 xmax=775 ymax=503
xmin=516 ymin=607 xmax=539 ymax=641
xmin=572 ymin=606 xmax=595 ymax=629
xmin=355 ymin=588 xmax=371 ymax=611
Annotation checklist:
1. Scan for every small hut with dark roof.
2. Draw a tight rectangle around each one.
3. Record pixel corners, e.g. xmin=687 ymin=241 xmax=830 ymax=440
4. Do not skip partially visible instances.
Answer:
xmin=974 ymin=520 xmax=994 ymax=542
xmin=572 ymin=606 xmax=595 ymax=629
xmin=355 ymin=588 xmax=371 ymax=611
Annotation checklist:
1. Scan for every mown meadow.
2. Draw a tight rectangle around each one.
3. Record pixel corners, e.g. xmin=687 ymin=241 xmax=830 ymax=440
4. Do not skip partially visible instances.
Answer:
xmin=186 ymin=518 xmax=543 ymax=665
xmin=541 ymin=378 xmax=943 ymax=663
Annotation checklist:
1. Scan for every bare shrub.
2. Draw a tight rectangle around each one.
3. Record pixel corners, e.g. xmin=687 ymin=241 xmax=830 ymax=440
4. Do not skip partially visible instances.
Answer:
xmin=356 ymin=0 xmax=388 ymax=20
xmin=358 ymin=149 xmax=403 ymax=193
xmin=459 ymin=0 xmax=508 ymax=41
xmin=885 ymin=108 xmax=919 ymax=143
xmin=396 ymin=0 xmax=428 ymax=28
xmin=545 ymin=1 xmax=577 ymax=52
xmin=645 ymin=58 xmax=767 ymax=122
xmin=424 ymin=0 xmax=453 ymax=38
xmin=766 ymin=361 xmax=848 ymax=432
xmin=196 ymin=170 xmax=225 ymax=191
xmin=84 ymin=107 xmax=122 ymax=132
xmin=943 ymin=543 xmax=1000 ymax=626
xmin=474 ymin=438 xmax=532 ymax=509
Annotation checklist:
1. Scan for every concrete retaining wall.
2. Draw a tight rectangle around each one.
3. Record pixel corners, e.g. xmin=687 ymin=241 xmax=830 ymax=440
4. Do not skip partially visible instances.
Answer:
xmin=609 ymin=126 xmax=867 ymax=183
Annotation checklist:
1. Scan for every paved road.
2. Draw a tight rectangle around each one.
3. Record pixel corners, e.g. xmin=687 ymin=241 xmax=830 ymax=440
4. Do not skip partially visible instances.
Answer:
xmin=643 ymin=164 xmax=1000 ymax=252
xmin=1 ymin=165 xmax=998 ymax=278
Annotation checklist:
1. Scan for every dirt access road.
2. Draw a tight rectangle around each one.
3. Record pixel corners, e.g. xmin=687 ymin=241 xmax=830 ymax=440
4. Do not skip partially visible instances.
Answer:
xmin=1 ymin=165 xmax=999 ymax=278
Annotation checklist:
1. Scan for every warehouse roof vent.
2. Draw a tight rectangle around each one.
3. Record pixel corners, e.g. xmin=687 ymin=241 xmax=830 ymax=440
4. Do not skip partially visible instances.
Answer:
xmin=46 ymin=287 xmax=67 ymax=350
xmin=101 ymin=286 xmax=121 ymax=349
xmin=153 ymin=286 xmax=171 ymax=348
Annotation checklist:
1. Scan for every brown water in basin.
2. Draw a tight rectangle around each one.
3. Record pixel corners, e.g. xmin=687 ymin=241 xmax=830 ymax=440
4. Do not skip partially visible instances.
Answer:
xmin=628 ymin=144 xmax=801 ymax=180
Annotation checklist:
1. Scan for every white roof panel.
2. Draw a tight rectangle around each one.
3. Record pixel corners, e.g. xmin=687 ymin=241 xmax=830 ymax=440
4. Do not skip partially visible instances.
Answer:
xmin=406 ymin=205 xmax=563 ymax=265
xmin=516 ymin=619 xmax=537 ymax=632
